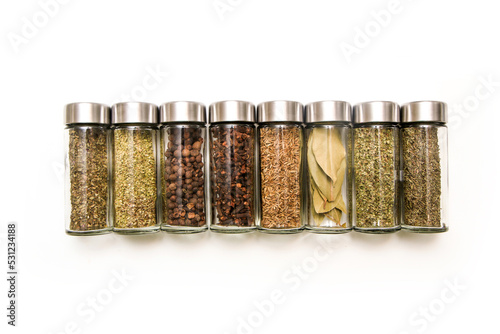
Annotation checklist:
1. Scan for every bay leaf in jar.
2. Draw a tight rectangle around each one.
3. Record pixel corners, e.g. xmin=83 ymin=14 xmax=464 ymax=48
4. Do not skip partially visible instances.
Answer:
xmin=311 ymin=128 xmax=346 ymax=182
xmin=311 ymin=177 xmax=347 ymax=214
xmin=308 ymin=127 xmax=348 ymax=226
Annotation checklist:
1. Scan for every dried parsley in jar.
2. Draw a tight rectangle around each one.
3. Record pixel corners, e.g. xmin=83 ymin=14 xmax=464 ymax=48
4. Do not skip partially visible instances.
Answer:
xmin=64 ymin=103 xmax=112 ymax=235
xmin=257 ymin=101 xmax=304 ymax=234
xmin=304 ymin=101 xmax=352 ymax=233
xmin=209 ymin=101 xmax=257 ymax=233
xmin=112 ymin=102 xmax=159 ymax=234
xmin=401 ymin=101 xmax=448 ymax=233
xmin=353 ymin=101 xmax=401 ymax=233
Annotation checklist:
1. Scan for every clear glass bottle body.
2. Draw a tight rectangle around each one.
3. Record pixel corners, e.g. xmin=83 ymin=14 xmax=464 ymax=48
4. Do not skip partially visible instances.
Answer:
xmin=353 ymin=123 xmax=401 ymax=233
xmin=401 ymin=123 xmax=448 ymax=232
xmin=258 ymin=123 xmax=305 ymax=234
xmin=160 ymin=124 xmax=207 ymax=233
xmin=209 ymin=123 xmax=256 ymax=233
xmin=65 ymin=124 xmax=112 ymax=235
xmin=112 ymin=124 xmax=160 ymax=234
xmin=305 ymin=123 xmax=352 ymax=233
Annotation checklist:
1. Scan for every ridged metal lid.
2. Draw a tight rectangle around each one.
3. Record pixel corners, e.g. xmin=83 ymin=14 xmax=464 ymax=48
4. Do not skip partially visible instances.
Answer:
xmin=305 ymin=101 xmax=351 ymax=123
xmin=64 ymin=102 xmax=110 ymax=125
xmin=353 ymin=101 xmax=400 ymax=124
xmin=111 ymin=102 xmax=158 ymax=124
xmin=401 ymin=101 xmax=447 ymax=123
xmin=209 ymin=100 xmax=255 ymax=123
xmin=257 ymin=100 xmax=303 ymax=123
xmin=159 ymin=101 xmax=206 ymax=123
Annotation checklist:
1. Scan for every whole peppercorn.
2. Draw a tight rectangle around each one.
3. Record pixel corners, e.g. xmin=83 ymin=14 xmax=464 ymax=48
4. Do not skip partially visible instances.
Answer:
xmin=162 ymin=126 xmax=206 ymax=228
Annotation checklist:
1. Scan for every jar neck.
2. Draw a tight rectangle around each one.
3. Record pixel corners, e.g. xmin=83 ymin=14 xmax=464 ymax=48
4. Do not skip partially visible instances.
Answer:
xmin=65 ymin=123 xmax=109 ymax=129
xmin=400 ymin=122 xmax=446 ymax=128
xmin=353 ymin=122 xmax=398 ymax=129
xmin=112 ymin=123 xmax=158 ymax=130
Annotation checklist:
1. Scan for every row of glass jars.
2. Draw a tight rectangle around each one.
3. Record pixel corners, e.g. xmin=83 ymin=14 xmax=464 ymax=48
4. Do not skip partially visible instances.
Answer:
xmin=64 ymin=100 xmax=448 ymax=235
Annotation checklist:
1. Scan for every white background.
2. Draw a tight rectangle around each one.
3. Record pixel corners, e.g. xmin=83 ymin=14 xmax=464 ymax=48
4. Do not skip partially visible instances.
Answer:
xmin=1 ymin=0 xmax=498 ymax=333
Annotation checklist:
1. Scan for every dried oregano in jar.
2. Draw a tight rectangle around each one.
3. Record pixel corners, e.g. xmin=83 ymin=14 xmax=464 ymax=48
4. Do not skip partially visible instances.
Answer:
xmin=209 ymin=101 xmax=256 ymax=233
xmin=401 ymin=101 xmax=448 ymax=233
xmin=160 ymin=100 xmax=207 ymax=233
xmin=112 ymin=102 xmax=159 ymax=234
xmin=353 ymin=101 xmax=400 ymax=233
xmin=65 ymin=103 xmax=111 ymax=235
xmin=258 ymin=101 xmax=304 ymax=233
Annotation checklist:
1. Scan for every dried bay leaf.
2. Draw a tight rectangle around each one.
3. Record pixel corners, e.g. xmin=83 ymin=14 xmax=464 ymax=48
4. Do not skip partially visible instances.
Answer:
xmin=311 ymin=128 xmax=345 ymax=182
xmin=312 ymin=206 xmax=325 ymax=226
xmin=311 ymin=176 xmax=347 ymax=214
xmin=308 ymin=133 xmax=337 ymax=201
xmin=308 ymin=127 xmax=348 ymax=225
xmin=310 ymin=176 xmax=325 ymax=226
xmin=325 ymin=208 xmax=343 ymax=224
xmin=311 ymin=177 xmax=335 ymax=213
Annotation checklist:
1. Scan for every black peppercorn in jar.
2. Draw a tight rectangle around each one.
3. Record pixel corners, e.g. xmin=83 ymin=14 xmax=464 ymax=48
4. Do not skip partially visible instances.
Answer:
xmin=111 ymin=102 xmax=160 ymax=235
xmin=209 ymin=101 xmax=257 ymax=233
xmin=257 ymin=101 xmax=305 ymax=234
xmin=352 ymin=101 xmax=401 ymax=234
xmin=64 ymin=103 xmax=112 ymax=235
xmin=159 ymin=101 xmax=207 ymax=233
xmin=304 ymin=101 xmax=352 ymax=234
xmin=400 ymin=101 xmax=448 ymax=233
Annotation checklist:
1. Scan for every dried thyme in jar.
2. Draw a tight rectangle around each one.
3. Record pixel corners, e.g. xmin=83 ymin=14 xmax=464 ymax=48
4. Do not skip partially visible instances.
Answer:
xmin=401 ymin=101 xmax=448 ymax=233
xmin=304 ymin=101 xmax=352 ymax=233
xmin=112 ymin=102 xmax=159 ymax=234
xmin=65 ymin=103 xmax=112 ymax=235
xmin=353 ymin=101 xmax=400 ymax=233
xmin=160 ymin=102 xmax=207 ymax=233
xmin=209 ymin=101 xmax=256 ymax=233
xmin=257 ymin=101 xmax=304 ymax=233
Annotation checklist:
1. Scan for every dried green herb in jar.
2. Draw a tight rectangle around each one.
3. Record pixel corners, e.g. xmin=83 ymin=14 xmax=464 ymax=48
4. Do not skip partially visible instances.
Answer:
xmin=260 ymin=126 xmax=302 ymax=229
xmin=68 ymin=127 xmax=109 ymax=231
xmin=402 ymin=127 xmax=441 ymax=227
xmin=354 ymin=127 xmax=397 ymax=228
xmin=113 ymin=128 xmax=157 ymax=229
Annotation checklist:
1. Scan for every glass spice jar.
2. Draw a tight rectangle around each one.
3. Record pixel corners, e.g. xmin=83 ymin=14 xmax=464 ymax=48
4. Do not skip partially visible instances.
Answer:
xmin=159 ymin=102 xmax=207 ymax=234
xmin=64 ymin=103 xmax=112 ymax=235
xmin=209 ymin=101 xmax=257 ymax=233
xmin=400 ymin=101 xmax=448 ymax=233
xmin=304 ymin=101 xmax=352 ymax=234
xmin=111 ymin=102 xmax=160 ymax=234
xmin=353 ymin=101 xmax=401 ymax=233
xmin=257 ymin=101 xmax=305 ymax=234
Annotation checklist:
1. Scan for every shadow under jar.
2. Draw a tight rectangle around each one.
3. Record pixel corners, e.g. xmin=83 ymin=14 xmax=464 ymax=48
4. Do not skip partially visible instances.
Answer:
xmin=111 ymin=102 xmax=160 ymax=235
xmin=400 ymin=101 xmax=448 ymax=233
xmin=304 ymin=101 xmax=352 ymax=233
xmin=353 ymin=101 xmax=401 ymax=234
xmin=159 ymin=101 xmax=207 ymax=233
xmin=64 ymin=102 xmax=112 ymax=235
xmin=209 ymin=101 xmax=257 ymax=233
xmin=257 ymin=101 xmax=305 ymax=234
